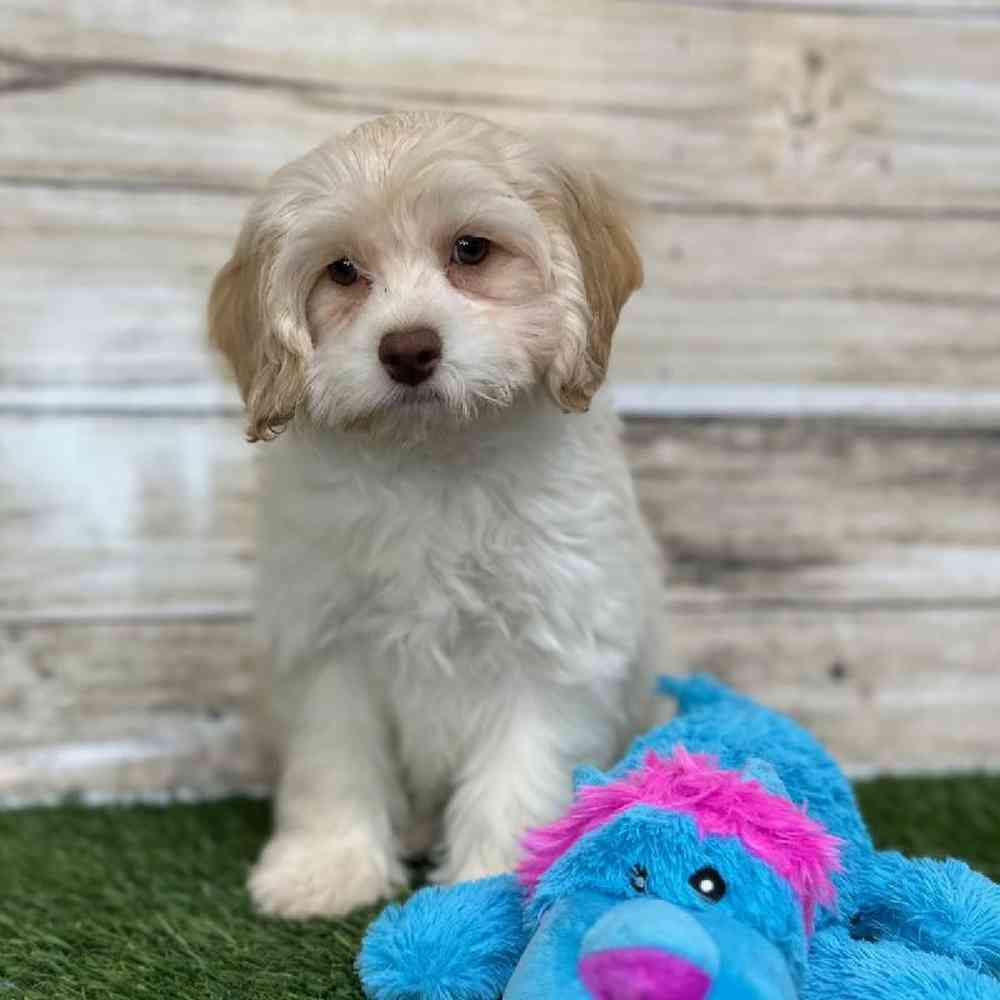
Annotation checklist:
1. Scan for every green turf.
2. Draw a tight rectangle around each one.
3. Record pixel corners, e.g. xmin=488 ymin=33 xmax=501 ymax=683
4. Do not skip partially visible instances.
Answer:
xmin=1 ymin=776 xmax=998 ymax=999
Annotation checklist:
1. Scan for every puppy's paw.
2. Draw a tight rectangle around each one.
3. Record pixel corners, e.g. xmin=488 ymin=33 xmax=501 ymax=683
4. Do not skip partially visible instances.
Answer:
xmin=249 ymin=830 xmax=406 ymax=919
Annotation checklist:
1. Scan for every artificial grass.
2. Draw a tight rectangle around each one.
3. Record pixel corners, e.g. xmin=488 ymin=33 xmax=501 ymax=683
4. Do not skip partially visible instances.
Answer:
xmin=1 ymin=776 xmax=998 ymax=999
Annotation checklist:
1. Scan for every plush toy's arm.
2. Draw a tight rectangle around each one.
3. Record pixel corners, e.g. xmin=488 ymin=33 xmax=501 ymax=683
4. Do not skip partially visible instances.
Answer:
xmin=847 ymin=851 xmax=1000 ymax=979
xmin=357 ymin=875 xmax=530 ymax=1000
xmin=806 ymin=927 xmax=1000 ymax=1000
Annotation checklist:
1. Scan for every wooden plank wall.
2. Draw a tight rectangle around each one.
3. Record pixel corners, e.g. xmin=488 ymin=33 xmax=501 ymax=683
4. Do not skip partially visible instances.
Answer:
xmin=2 ymin=0 xmax=999 ymax=802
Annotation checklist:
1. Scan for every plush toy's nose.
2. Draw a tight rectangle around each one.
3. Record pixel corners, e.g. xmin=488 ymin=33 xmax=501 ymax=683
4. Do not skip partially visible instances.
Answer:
xmin=579 ymin=947 xmax=712 ymax=1000
xmin=577 ymin=898 xmax=719 ymax=1000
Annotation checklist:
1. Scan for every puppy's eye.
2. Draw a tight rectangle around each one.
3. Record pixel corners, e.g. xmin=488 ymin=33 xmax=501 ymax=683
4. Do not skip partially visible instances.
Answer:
xmin=628 ymin=863 xmax=648 ymax=894
xmin=689 ymin=867 xmax=726 ymax=903
xmin=452 ymin=235 xmax=490 ymax=266
xmin=328 ymin=258 xmax=359 ymax=286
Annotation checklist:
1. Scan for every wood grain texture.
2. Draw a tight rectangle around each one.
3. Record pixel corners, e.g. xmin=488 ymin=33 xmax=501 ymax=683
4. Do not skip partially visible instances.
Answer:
xmin=2 ymin=605 xmax=996 ymax=802
xmin=4 ymin=27 xmax=1000 ymax=215
xmin=1 ymin=185 xmax=240 ymax=389
xmin=8 ymin=383 xmax=1000 ymax=430
xmin=614 ymin=385 xmax=1000 ymax=427
xmin=0 ymin=620 xmax=264 ymax=803
xmin=626 ymin=419 xmax=1000 ymax=604
xmin=6 ymin=4 xmax=1000 ymax=211
xmin=730 ymin=2 xmax=1000 ymax=11
xmin=0 ymin=415 xmax=253 ymax=620
xmin=673 ymin=606 xmax=1000 ymax=774
xmin=6 ymin=185 xmax=999 ymax=394
xmin=4 ymin=0 xmax=999 ymax=799
xmin=4 ymin=414 xmax=999 ymax=617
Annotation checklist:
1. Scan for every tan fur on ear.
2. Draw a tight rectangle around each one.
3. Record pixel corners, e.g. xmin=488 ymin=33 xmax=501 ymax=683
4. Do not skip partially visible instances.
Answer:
xmin=207 ymin=248 xmax=310 ymax=443
xmin=544 ymin=168 xmax=643 ymax=412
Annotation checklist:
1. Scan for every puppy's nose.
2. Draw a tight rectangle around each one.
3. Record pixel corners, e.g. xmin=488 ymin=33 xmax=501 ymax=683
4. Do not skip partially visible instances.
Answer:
xmin=379 ymin=328 xmax=442 ymax=386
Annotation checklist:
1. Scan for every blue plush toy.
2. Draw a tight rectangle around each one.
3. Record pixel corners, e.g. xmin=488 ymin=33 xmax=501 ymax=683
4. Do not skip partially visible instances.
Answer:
xmin=358 ymin=677 xmax=1000 ymax=999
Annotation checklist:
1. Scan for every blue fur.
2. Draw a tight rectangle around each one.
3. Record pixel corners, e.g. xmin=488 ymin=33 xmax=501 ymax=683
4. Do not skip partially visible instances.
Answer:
xmin=357 ymin=875 xmax=528 ymax=1000
xmin=618 ymin=675 xmax=872 ymax=924
xmin=524 ymin=809 xmax=808 ymax=982
xmin=695 ymin=908 xmax=797 ymax=1000
xmin=807 ymin=927 xmax=1000 ymax=1000
xmin=504 ymin=893 xmax=797 ymax=1000
xmin=848 ymin=852 xmax=1000 ymax=977
xmin=358 ymin=676 xmax=1000 ymax=999
xmin=503 ymin=892 xmax=624 ymax=999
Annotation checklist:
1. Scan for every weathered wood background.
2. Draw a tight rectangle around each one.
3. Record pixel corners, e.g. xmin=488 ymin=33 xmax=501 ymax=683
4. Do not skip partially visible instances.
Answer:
xmin=3 ymin=0 xmax=999 ymax=803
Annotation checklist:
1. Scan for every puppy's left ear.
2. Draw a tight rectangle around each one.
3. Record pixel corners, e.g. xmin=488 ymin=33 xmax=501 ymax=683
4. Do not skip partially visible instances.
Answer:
xmin=545 ymin=167 xmax=643 ymax=412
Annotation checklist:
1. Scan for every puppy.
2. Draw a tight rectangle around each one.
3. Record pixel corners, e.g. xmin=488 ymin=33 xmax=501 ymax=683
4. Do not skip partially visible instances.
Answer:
xmin=208 ymin=111 xmax=667 ymax=918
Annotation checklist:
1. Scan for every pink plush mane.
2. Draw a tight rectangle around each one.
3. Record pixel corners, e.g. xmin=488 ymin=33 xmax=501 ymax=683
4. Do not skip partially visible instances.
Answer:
xmin=517 ymin=748 xmax=842 ymax=932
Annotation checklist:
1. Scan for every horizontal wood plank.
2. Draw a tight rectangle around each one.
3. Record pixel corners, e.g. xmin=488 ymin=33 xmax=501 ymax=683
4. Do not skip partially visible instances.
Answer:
xmin=0 ymin=620 xmax=265 ymax=803
xmin=6 ymin=1 xmax=1000 ymax=217
xmin=4 ymin=0 xmax=1000 ymax=800
xmin=4 ymin=414 xmax=999 ymax=620
xmin=1 ymin=186 xmax=240 ymax=389
xmin=0 ymin=414 xmax=253 ymax=620
xmin=672 ymin=606 xmax=1000 ymax=774
xmin=626 ymin=418 xmax=1000 ymax=604
xmin=5 ymin=185 xmax=1000 ymax=393
xmin=4 ymin=31 xmax=1000 ymax=215
xmin=730 ymin=3 xmax=1000 ymax=11
xmin=7 ymin=2 xmax=1000 ymax=210
xmin=7 ymin=383 xmax=1000 ymax=429
xmin=614 ymin=385 xmax=1000 ymax=426
xmin=3 ymin=604 xmax=997 ymax=801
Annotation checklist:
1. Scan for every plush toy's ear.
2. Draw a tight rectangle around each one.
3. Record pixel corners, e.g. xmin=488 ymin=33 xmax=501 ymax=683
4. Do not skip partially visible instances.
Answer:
xmin=741 ymin=758 xmax=791 ymax=800
xmin=572 ymin=765 xmax=611 ymax=792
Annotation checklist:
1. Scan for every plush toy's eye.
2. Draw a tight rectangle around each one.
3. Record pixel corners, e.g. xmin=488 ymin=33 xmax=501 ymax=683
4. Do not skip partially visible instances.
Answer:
xmin=848 ymin=911 xmax=880 ymax=943
xmin=452 ymin=235 xmax=490 ymax=266
xmin=689 ymin=867 xmax=726 ymax=902
xmin=328 ymin=258 xmax=359 ymax=285
xmin=628 ymin=863 xmax=649 ymax=894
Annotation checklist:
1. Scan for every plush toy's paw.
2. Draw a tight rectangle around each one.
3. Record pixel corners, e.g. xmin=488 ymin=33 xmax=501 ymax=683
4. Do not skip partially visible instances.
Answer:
xmin=849 ymin=852 xmax=1000 ymax=978
xmin=358 ymin=875 xmax=528 ymax=1000
xmin=807 ymin=927 xmax=1000 ymax=1000
xmin=249 ymin=830 xmax=406 ymax=919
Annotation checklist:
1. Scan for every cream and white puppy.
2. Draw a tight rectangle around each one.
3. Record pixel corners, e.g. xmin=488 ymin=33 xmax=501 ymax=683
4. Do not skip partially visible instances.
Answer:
xmin=209 ymin=111 xmax=666 ymax=919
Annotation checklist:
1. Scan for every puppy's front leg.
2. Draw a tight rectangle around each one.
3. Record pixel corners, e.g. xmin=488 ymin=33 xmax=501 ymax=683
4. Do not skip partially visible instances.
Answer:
xmin=249 ymin=661 xmax=408 ymax=918
xmin=433 ymin=682 xmax=619 ymax=884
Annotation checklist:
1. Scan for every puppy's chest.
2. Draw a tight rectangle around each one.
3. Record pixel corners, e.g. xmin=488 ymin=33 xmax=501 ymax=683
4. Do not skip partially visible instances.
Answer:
xmin=327 ymin=474 xmax=547 ymax=616
xmin=261 ymin=426 xmax=635 ymax=674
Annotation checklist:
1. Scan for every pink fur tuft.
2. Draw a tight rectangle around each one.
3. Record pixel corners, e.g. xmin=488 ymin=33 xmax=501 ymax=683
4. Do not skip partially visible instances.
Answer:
xmin=517 ymin=747 xmax=842 ymax=933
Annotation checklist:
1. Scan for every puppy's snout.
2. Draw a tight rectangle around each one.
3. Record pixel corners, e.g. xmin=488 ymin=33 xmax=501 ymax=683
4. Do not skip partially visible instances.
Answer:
xmin=379 ymin=328 xmax=442 ymax=386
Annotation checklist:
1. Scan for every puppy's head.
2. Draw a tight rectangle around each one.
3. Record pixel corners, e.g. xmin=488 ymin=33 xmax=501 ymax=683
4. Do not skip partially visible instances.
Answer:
xmin=208 ymin=112 xmax=642 ymax=442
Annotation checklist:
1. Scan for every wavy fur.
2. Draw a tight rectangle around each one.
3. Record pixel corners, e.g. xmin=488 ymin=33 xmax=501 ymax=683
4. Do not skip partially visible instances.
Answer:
xmin=207 ymin=111 xmax=663 ymax=919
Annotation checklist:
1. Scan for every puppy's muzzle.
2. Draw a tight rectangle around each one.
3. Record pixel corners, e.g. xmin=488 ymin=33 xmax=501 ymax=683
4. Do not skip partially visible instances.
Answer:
xmin=379 ymin=327 xmax=442 ymax=386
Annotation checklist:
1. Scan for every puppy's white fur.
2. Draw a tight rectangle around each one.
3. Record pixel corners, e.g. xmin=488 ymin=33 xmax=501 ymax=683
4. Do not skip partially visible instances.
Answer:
xmin=209 ymin=111 xmax=667 ymax=918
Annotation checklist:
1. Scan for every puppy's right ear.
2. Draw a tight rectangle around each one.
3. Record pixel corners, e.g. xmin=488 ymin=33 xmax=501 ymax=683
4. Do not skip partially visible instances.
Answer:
xmin=208 ymin=245 xmax=310 ymax=442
